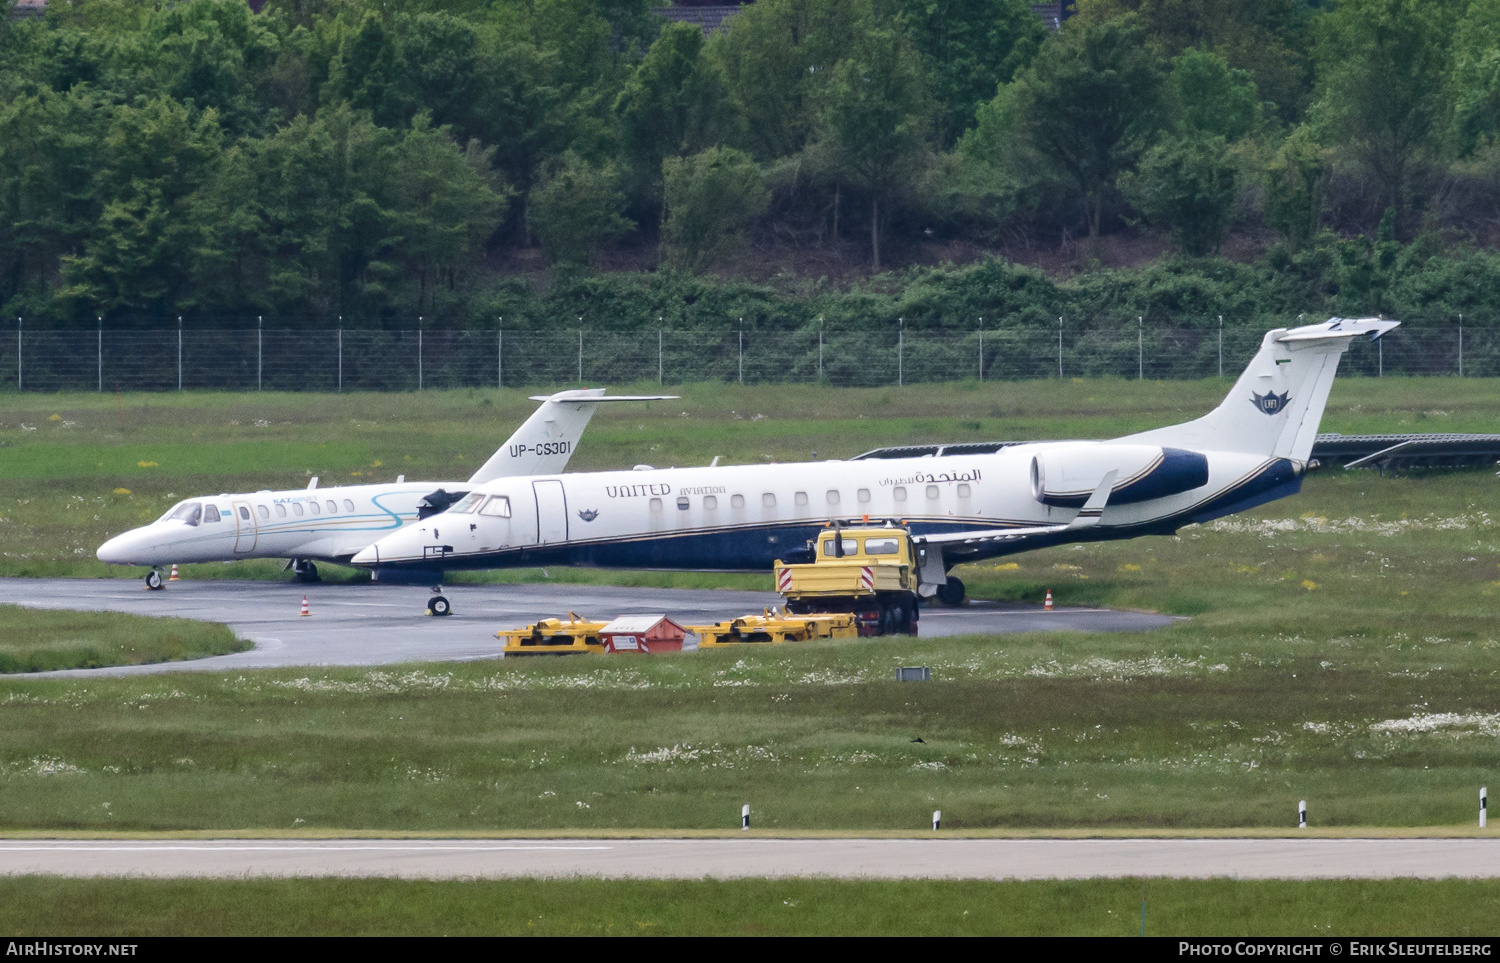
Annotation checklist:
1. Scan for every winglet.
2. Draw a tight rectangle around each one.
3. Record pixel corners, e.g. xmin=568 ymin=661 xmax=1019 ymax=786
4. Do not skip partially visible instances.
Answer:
xmin=1064 ymin=470 xmax=1117 ymax=530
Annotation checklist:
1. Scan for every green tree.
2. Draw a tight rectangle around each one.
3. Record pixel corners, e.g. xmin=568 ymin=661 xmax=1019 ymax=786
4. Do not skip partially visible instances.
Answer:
xmin=661 ymin=146 xmax=769 ymax=273
xmin=1311 ymin=0 xmax=1456 ymax=234
xmin=615 ymin=20 xmax=736 ymax=203
xmin=390 ymin=115 xmax=509 ymax=311
xmin=1011 ymin=14 xmax=1165 ymax=241
xmin=60 ymin=96 xmax=223 ymax=313
xmin=1120 ymin=135 xmax=1238 ymax=256
xmin=713 ymin=0 xmax=869 ymax=161
xmin=1168 ymin=47 xmax=1258 ymax=142
xmin=1076 ymin=0 xmax=1313 ymax=121
xmin=322 ymin=12 xmax=411 ymax=129
xmin=1450 ymin=0 xmax=1500 ymax=155
xmin=891 ymin=0 xmax=1044 ymax=147
xmin=1262 ymin=124 xmax=1327 ymax=249
xmin=530 ymin=151 xmax=633 ymax=271
xmin=815 ymin=26 xmax=932 ymax=270
xmin=0 ymin=85 xmax=109 ymax=309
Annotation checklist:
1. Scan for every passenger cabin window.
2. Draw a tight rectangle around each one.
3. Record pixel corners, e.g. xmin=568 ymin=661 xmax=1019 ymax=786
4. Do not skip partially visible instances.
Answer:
xmin=167 ymin=502 xmax=202 ymax=527
xmin=857 ymin=488 xmax=871 ymax=503
xmin=823 ymin=538 xmax=859 ymax=556
xmin=892 ymin=486 xmax=907 ymax=502
xmin=865 ymin=537 xmax=899 ymax=555
xmin=292 ymin=503 xmax=304 ymax=516
xmin=343 ymin=499 xmax=355 ymax=512
xmin=650 ymin=498 xmax=662 ymax=512
xmin=203 ymin=505 xmax=220 ymax=523
xmin=926 ymin=485 xmax=940 ymax=500
xmin=794 ymin=491 xmax=808 ymax=506
xmin=452 ymin=493 xmax=486 ymax=514
xmin=826 ymin=490 xmax=840 ymax=505
xmin=326 ymin=500 xmax=337 ymax=514
xmin=703 ymin=495 xmax=718 ymax=510
xmin=957 ymin=483 xmax=971 ymax=498
xmin=308 ymin=501 xmax=320 ymax=515
xmin=676 ymin=496 xmax=690 ymax=511
xmin=478 ymin=496 xmax=511 ymax=518
xmin=762 ymin=493 xmax=776 ymax=508
xmin=257 ymin=505 xmax=270 ymax=520
xmin=731 ymin=494 xmax=745 ymax=509
xmin=275 ymin=504 xmax=287 ymax=518
xmin=238 ymin=506 xmax=251 ymax=521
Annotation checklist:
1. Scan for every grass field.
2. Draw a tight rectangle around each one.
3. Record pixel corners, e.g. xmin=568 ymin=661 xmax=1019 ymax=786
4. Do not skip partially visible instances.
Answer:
xmin=0 ymin=605 xmax=247 ymax=673
xmin=2 ymin=877 xmax=1498 ymax=936
xmin=0 ymin=379 xmax=1496 ymax=827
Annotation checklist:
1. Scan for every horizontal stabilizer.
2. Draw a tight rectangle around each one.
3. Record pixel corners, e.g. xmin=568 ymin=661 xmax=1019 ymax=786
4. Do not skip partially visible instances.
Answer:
xmin=469 ymin=389 xmax=680 ymax=484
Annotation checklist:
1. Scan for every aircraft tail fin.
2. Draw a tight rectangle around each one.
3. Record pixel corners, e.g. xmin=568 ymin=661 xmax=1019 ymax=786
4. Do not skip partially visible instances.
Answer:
xmin=467 ymin=389 xmax=678 ymax=484
xmin=1119 ymin=318 xmax=1398 ymax=462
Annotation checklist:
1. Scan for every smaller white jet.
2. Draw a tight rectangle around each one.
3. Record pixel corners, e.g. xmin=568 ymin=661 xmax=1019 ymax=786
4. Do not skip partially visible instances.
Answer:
xmin=96 ymin=389 xmax=674 ymax=603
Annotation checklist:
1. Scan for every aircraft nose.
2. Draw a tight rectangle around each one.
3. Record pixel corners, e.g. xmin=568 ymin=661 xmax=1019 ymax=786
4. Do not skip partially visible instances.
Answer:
xmin=97 ymin=528 xmax=152 ymax=565
xmin=350 ymin=544 xmax=380 ymax=567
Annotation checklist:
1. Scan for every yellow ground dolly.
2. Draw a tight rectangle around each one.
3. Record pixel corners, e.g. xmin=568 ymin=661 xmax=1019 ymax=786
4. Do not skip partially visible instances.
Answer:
xmin=689 ymin=610 xmax=860 ymax=647
xmin=497 ymin=612 xmax=608 ymax=656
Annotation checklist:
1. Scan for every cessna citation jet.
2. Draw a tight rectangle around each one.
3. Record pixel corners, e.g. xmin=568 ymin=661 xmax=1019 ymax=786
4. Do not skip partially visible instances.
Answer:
xmin=353 ymin=319 xmax=1396 ymax=614
xmin=96 ymin=389 xmax=674 ymax=601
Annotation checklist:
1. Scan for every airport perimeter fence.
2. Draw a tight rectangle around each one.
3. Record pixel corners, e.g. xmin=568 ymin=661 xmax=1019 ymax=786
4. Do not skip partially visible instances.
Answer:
xmin=0 ymin=323 xmax=1494 ymax=392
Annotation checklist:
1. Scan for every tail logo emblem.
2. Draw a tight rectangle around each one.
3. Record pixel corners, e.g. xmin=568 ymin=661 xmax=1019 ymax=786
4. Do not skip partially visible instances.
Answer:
xmin=1250 ymin=390 xmax=1290 ymax=415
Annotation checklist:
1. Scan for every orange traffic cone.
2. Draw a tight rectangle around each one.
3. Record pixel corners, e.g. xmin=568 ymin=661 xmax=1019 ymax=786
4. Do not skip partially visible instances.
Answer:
xmin=300 ymin=595 xmax=310 ymax=617
xmin=1044 ymin=589 xmax=1054 ymax=612
xmin=168 ymin=564 xmax=180 ymax=581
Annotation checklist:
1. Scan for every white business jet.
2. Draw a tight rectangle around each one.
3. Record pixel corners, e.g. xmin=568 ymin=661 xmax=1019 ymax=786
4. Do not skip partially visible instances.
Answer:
xmin=96 ymin=389 xmax=675 ymax=602
xmin=352 ymin=319 xmax=1395 ymax=616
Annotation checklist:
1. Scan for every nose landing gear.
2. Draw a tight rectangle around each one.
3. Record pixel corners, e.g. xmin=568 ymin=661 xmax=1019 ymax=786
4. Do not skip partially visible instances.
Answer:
xmin=144 ymin=569 xmax=164 ymax=591
xmin=426 ymin=586 xmax=452 ymax=617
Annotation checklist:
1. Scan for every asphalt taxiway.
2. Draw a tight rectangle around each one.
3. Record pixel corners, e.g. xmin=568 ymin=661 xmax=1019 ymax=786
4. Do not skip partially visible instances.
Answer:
xmin=0 ymin=838 xmax=1493 ymax=880
xmin=0 ymin=577 xmax=1179 ymax=677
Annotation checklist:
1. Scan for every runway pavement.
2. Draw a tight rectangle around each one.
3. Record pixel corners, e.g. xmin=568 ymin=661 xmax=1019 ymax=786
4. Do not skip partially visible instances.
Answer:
xmin=0 ymin=838 xmax=1494 ymax=880
xmin=0 ymin=578 xmax=1179 ymax=677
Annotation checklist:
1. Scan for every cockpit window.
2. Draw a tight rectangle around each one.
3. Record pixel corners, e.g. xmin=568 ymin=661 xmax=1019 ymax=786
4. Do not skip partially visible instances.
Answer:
xmin=204 ymin=505 xmax=221 ymax=523
xmin=164 ymin=501 xmax=202 ymax=527
xmin=479 ymin=495 xmax=512 ymax=518
xmin=451 ymin=493 xmax=486 ymax=514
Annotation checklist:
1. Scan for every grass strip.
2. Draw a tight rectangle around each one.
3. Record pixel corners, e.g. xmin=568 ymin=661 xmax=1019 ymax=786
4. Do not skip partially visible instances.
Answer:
xmin=0 ymin=604 xmax=248 ymax=673
xmin=0 ymin=877 xmax=1496 ymax=936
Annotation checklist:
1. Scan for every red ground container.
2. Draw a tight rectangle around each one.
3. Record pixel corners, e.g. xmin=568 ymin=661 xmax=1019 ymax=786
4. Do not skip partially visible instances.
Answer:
xmin=598 ymin=615 xmax=688 ymax=654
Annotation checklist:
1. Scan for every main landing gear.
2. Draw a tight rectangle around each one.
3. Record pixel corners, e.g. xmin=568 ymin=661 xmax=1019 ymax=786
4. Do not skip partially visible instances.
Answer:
xmin=144 ymin=569 xmax=164 ymax=591
xmin=427 ymin=586 xmax=452 ymax=617
xmin=935 ymin=576 xmax=966 ymax=607
xmin=290 ymin=559 xmax=321 ymax=583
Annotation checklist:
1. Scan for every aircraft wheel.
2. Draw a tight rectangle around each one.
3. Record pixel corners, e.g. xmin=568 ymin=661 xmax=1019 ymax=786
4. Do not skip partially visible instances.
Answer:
xmin=145 ymin=570 xmax=164 ymax=591
xmin=428 ymin=595 xmax=452 ymax=617
xmin=293 ymin=560 xmax=321 ymax=583
xmin=936 ymin=577 xmax=966 ymax=607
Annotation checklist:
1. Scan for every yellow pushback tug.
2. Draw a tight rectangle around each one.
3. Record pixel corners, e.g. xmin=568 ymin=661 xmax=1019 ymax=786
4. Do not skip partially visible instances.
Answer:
xmin=496 ymin=524 xmax=924 ymax=654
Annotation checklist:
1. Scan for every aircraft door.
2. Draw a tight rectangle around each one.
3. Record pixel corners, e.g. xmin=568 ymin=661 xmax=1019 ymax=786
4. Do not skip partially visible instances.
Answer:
xmin=232 ymin=500 xmax=257 ymax=553
xmin=532 ymin=480 xmax=568 ymax=545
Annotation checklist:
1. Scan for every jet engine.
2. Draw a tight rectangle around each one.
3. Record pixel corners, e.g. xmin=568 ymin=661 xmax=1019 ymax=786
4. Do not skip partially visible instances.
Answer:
xmin=1031 ymin=444 xmax=1209 ymax=507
